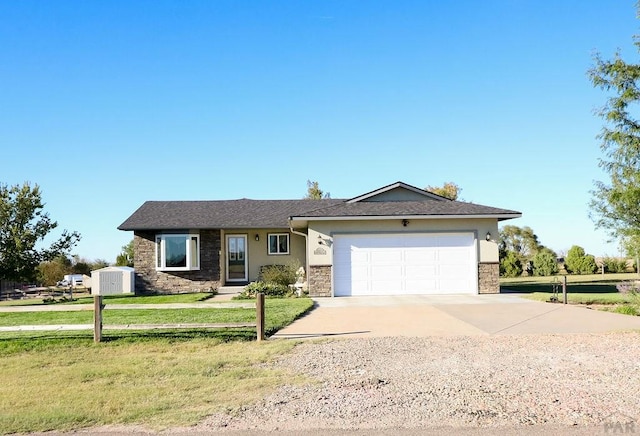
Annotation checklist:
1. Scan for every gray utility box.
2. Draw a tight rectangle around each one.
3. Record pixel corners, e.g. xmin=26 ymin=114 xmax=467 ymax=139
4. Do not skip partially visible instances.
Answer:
xmin=91 ymin=266 xmax=135 ymax=296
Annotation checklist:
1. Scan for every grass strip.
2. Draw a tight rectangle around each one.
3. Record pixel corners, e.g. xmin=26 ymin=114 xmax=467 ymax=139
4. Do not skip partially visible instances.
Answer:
xmin=0 ymin=338 xmax=302 ymax=435
xmin=0 ymin=298 xmax=314 ymax=340
xmin=0 ymin=292 xmax=216 ymax=307
xmin=500 ymin=272 xmax=640 ymax=295
xmin=519 ymin=292 xmax=633 ymax=305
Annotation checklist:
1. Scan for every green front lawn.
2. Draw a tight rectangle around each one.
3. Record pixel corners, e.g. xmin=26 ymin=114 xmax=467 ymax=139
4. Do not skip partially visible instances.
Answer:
xmin=0 ymin=338 xmax=303 ymax=435
xmin=500 ymin=273 xmax=640 ymax=306
xmin=0 ymin=293 xmax=315 ymax=434
xmin=518 ymin=292 xmax=632 ymax=305
xmin=0 ymin=297 xmax=314 ymax=341
xmin=501 ymin=273 xmax=638 ymax=293
xmin=0 ymin=291 xmax=216 ymax=306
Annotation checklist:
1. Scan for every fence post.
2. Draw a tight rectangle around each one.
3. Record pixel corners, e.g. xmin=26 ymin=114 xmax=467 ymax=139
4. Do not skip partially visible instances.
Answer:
xmin=256 ymin=292 xmax=265 ymax=342
xmin=562 ymin=276 xmax=567 ymax=305
xmin=94 ymin=295 xmax=103 ymax=343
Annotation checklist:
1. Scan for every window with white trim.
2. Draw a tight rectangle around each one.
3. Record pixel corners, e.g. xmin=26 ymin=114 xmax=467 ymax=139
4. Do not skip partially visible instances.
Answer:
xmin=155 ymin=233 xmax=200 ymax=271
xmin=268 ymin=233 xmax=289 ymax=255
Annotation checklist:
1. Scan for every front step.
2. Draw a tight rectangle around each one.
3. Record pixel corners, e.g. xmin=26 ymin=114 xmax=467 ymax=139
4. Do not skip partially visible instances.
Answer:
xmin=217 ymin=285 xmax=245 ymax=295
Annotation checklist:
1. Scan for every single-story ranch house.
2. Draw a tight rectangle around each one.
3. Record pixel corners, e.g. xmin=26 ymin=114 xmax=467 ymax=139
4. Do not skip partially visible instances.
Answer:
xmin=118 ymin=181 xmax=521 ymax=297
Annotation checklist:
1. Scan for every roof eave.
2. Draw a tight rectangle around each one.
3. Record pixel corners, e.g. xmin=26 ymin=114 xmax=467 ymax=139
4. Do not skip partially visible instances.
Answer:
xmin=118 ymin=224 xmax=292 ymax=231
xmin=290 ymin=213 xmax=522 ymax=225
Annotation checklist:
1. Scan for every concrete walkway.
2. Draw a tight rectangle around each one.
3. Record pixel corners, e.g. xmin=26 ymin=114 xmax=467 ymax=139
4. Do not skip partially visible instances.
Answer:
xmin=272 ymin=294 xmax=640 ymax=339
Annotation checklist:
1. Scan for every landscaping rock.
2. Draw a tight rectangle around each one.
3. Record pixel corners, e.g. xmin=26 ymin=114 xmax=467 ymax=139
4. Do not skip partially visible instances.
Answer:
xmin=201 ymin=333 xmax=640 ymax=432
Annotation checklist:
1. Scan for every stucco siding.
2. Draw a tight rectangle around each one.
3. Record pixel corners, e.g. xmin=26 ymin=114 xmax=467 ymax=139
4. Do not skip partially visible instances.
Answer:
xmin=221 ymin=229 xmax=306 ymax=282
xmin=307 ymin=218 xmax=499 ymax=266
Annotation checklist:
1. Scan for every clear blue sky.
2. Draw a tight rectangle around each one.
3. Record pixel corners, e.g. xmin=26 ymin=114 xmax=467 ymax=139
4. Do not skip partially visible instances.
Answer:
xmin=1 ymin=1 xmax=637 ymax=262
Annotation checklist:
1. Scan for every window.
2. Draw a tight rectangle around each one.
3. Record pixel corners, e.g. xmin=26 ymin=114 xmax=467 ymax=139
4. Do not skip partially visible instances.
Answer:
xmin=156 ymin=234 xmax=200 ymax=271
xmin=268 ymin=233 xmax=289 ymax=255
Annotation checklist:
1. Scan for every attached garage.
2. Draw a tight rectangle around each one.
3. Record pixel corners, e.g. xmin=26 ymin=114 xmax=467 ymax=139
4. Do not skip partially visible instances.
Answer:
xmin=333 ymin=233 xmax=477 ymax=296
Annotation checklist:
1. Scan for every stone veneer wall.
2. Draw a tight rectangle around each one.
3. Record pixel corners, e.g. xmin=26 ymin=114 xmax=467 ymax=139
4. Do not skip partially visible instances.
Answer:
xmin=308 ymin=265 xmax=332 ymax=297
xmin=134 ymin=230 xmax=221 ymax=294
xmin=478 ymin=262 xmax=500 ymax=294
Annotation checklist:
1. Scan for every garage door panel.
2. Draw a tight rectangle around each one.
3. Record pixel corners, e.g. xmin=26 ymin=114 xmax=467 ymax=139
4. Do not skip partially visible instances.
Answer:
xmin=371 ymin=279 xmax=401 ymax=293
xmin=370 ymin=250 xmax=402 ymax=264
xmin=333 ymin=233 xmax=477 ymax=296
xmin=371 ymin=265 xmax=403 ymax=279
xmin=439 ymin=249 xmax=471 ymax=263
xmin=351 ymin=280 xmax=369 ymax=294
xmin=437 ymin=234 xmax=473 ymax=247
xmin=440 ymin=279 xmax=472 ymax=292
xmin=405 ymin=283 xmax=438 ymax=294
xmin=405 ymin=264 xmax=435 ymax=278
xmin=351 ymin=250 xmax=369 ymax=263
xmin=439 ymin=264 xmax=465 ymax=276
xmin=404 ymin=238 xmax=438 ymax=248
xmin=351 ymin=265 xmax=368 ymax=278
xmin=405 ymin=249 xmax=437 ymax=263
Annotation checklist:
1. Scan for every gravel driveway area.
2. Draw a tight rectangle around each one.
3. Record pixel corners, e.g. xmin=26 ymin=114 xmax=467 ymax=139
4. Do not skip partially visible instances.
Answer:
xmin=202 ymin=332 xmax=640 ymax=433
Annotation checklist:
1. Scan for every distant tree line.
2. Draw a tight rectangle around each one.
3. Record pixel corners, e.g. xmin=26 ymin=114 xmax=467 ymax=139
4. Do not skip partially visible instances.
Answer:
xmin=499 ymin=225 xmax=634 ymax=278
xmin=499 ymin=225 xmax=558 ymax=277
xmin=37 ymin=255 xmax=110 ymax=286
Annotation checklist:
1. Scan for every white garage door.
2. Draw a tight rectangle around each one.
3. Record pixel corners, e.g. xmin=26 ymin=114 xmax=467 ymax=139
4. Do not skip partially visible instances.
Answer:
xmin=333 ymin=233 xmax=477 ymax=296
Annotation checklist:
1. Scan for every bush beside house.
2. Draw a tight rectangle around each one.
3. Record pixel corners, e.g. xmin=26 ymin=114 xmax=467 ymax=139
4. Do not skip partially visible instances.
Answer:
xmin=238 ymin=263 xmax=303 ymax=299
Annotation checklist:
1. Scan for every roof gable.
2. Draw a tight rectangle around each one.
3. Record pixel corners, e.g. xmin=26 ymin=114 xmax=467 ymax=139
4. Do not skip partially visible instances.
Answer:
xmin=347 ymin=181 xmax=447 ymax=203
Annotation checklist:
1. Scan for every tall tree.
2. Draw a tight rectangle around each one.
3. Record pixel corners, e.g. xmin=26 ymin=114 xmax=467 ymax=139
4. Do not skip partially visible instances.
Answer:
xmin=91 ymin=259 xmax=110 ymax=270
xmin=499 ymin=225 xmax=544 ymax=262
xmin=37 ymin=255 xmax=73 ymax=286
xmin=425 ymin=182 xmax=461 ymax=200
xmin=304 ymin=180 xmax=330 ymax=200
xmin=0 ymin=182 xmax=80 ymax=282
xmin=116 ymin=240 xmax=134 ymax=267
xmin=620 ymin=234 xmax=640 ymax=273
xmin=588 ymin=24 xmax=640 ymax=246
xmin=69 ymin=254 xmax=92 ymax=275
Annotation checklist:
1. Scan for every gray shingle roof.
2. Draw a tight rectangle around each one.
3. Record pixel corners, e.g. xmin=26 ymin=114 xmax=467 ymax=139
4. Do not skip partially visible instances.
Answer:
xmin=291 ymin=200 xmax=520 ymax=218
xmin=117 ymin=199 xmax=345 ymax=230
xmin=119 ymin=197 xmax=520 ymax=231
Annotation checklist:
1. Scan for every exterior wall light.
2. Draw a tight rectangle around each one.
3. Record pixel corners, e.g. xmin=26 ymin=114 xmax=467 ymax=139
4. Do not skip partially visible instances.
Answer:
xmin=255 ymin=234 xmax=260 ymax=241
xmin=318 ymin=234 xmax=323 ymax=245
xmin=485 ymin=232 xmax=491 ymax=241
xmin=402 ymin=219 xmax=409 ymax=227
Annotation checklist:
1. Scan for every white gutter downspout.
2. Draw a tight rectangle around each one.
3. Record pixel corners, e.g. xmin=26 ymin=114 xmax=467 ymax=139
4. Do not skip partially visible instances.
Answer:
xmin=289 ymin=221 xmax=310 ymax=293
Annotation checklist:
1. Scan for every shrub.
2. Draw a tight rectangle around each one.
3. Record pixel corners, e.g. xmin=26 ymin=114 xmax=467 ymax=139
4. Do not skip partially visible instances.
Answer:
xmin=532 ymin=249 xmax=558 ymax=276
xmin=500 ymin=250 xmax=522 ymax=278
xmin=614 ymin=305 xmax=639 ymax=316
xmin=616 ymin=281 xmax=640 ymax=294
xmin=603 ymin=257 xmax=628 ymax=273
xmin=581 ymin=255 xmax=598 ymax=274
xmin=564 ymin=246 xmax=598 ymax=274
xmin=564 ymin=245 xmax=585 ymax=274
xmin=238 ymin=281 xmax=291 ymax=299
xmin=259 ymin=261 xmax=300 ymax=287
xmin=616 ymin=282 xmax=640 ymax=314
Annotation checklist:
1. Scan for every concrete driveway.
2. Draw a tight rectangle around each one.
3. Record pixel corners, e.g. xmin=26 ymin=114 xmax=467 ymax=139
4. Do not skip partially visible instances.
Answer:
xmin=272 ymin=294 xmax=640 ymax=339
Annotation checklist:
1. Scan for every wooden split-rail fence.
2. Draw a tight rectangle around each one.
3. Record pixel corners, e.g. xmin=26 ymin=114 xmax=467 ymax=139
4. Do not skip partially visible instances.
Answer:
xmin=0 ymin=293 xmax=266 ymax=343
